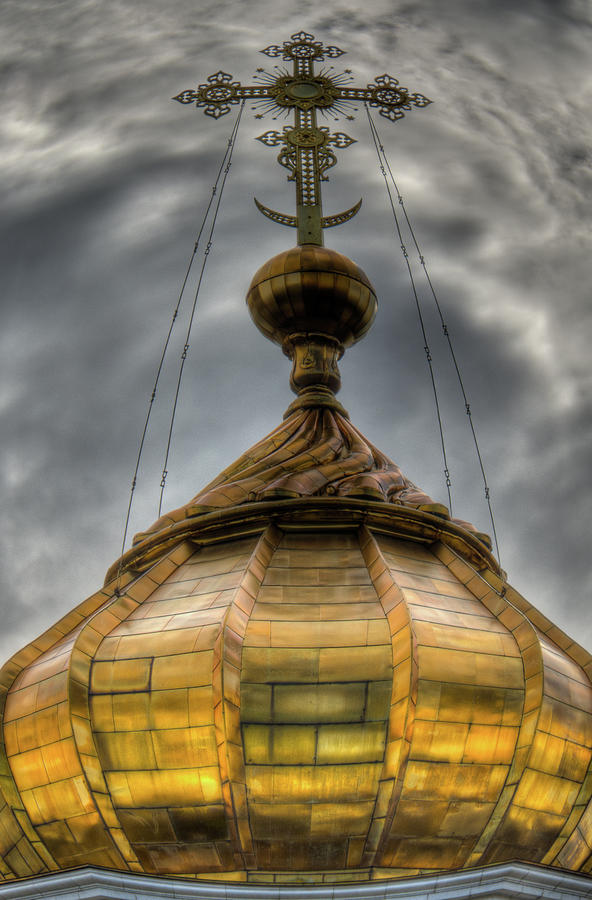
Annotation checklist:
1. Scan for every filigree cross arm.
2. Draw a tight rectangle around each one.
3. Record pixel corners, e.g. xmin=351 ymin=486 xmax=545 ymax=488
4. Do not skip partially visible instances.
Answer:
xmin=335 ymin=73 xmax=431 ymax=122
xmin=173 ymin=32 xmax=431 ymax=244
xmin=173 ymin=70 xmax=273 ymax=118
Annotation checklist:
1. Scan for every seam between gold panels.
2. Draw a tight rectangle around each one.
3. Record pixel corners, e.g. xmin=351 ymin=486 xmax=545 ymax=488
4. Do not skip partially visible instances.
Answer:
xmin=429 ymin=542 xmax=545 ymax=866
xmin=68 ymin=540 xmax=196 ymax=873
xmin=357 ymin=526 xmax=418 ymax=868
xmin=213 ymin=524 xmax=283 ymax=871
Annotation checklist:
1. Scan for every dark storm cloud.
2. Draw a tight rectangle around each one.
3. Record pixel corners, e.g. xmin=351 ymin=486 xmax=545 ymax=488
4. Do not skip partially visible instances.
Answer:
xmin=1 ymin=0 xmax=590 ymax=662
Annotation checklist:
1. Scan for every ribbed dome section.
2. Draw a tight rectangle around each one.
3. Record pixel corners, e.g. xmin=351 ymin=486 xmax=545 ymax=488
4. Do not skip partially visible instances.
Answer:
xmin=1 ymin=510 xmax=591 ymax=882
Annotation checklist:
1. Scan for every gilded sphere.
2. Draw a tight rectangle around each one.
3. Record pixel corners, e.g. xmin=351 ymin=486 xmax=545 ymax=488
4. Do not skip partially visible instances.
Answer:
xmin=246 ymin=244 xmax=378 ymax=349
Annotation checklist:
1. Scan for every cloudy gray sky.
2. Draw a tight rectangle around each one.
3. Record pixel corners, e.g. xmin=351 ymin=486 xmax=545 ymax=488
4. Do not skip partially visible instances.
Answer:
xmin=1 ymin=0 xmax=591 ymax=662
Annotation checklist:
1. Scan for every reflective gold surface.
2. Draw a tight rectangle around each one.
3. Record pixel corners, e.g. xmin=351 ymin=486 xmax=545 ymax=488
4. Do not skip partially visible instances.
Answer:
xmin=1 ymin=512 xmax=592 ymax=882
xmin=6 ymin=26 xmax=589 ymax=886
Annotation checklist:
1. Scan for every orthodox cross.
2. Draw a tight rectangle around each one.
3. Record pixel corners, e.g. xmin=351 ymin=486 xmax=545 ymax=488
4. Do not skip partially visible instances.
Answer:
xmin=174 ymin=31 xmax=431 ymax=245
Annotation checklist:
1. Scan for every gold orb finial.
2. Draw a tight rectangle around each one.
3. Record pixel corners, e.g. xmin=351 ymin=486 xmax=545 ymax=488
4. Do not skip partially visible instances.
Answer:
xmin=246 ymin=244 xmax=377 ymax=413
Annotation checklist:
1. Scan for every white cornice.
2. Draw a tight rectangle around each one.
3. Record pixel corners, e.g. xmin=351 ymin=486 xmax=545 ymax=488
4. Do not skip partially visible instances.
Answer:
xmin=0 ymin=863 xmax=591 ymax=900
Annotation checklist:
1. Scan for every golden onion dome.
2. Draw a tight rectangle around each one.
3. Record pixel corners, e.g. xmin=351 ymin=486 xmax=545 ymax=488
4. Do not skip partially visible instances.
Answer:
xmin=1 ymin=244 xmax=592 ymax=886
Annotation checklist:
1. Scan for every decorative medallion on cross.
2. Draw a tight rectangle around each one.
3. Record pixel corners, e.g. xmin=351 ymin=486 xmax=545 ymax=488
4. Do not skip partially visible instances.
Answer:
xmin=174 ymin=31 xmax=430 ymax=245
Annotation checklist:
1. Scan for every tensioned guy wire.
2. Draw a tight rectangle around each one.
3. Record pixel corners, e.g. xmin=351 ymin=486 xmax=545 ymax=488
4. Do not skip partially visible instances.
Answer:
xmin=365 ymin=103 xmax=453 ymax=516
xmin=365 ymin=104 xmax=502 ymax=566
xmin=116 ymin=102 xmax=245 ymax=586
xmin=157 ymin=99 xmax=246 ymax=518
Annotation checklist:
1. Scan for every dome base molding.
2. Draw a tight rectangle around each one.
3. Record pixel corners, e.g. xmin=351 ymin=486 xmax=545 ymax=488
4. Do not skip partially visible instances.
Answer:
xmin=0 ymin=863 xmax=590 ymax=899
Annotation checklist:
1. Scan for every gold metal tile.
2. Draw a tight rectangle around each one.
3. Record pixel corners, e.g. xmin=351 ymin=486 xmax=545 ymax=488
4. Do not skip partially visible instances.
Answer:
xmin=280 ymin=531 xmax=359 ymax=550
xmin=381 ymin=551 xmax=455 ymax=578
xmin=243 ymin=621 xmax=271 ymax=647
xmin=94 ymin=636 xmax=121 ymax=660
xmin=417 ymin=647 xmax=523 ymax=688
xmin=169 ymin=805 xmax=228 ymax=842
xmin=263 ymin=567 xmax=371 ymax=587
xmin=416 ymin=681 xmax=524 ymax=726
xmin=40 ymin=737 xmax=81 ymax=783
xmin=115 ymin=629 xmax=198 ymax=660
xmin=109 ymin=692 xmax=150 ymax=731
xmin=513 ymin=768 xmax=581 ymax=816
xmin=271 ymin=549 xmax=366 ymax=569
xmin=253 ymin=837 xmax=347 ymax=871
xmin=193 ymin=572 xmax=244 ymax=594
xmin=319 ymin=645 xmax=392 ymax=682
xmin=376 ymin=536 xmax=437 ymax=562
xmin=401 ymin=588 xmax=481 ymax=616
xmin=251 ymin=763 xmax=382 ymax=802
xmin=94 ymin=731 xmax=156 ymax=771
xmin=243 ymin=725 xmax=317 ymax=765
xmin=250 ymin=602 xmax=384 ymax=621
xmin=391 ymin=798 xmax=492 ymax=839
xmin=241 ymin=683 xmax=272 ymax=723
xmin=410 ymin=721 xmax=469 ymax=763
xmin=13 ymin=706 xmax=61 ymax=752
xmin=35 ymin=672 xmax=69 ymax=711
xmin=383 ymin=834 xmax=470 ymax=869
xmin=151 ymin=651 xmax=213 ymax=690
xmin=104 ymin=772 xmax=134 ymax=807
xmin=10 ymin=748 xmax=49 ymax=791
xmin=413 ymin=621 xmax=518 ymax=657
xmin=117 ymin=808 xmax=177 ymax=843
xmin=545 ymin=667 xmax=592 ymax=709
xmin=258 ymin=585 xmax=378 ymax=605
xmin=91 ymin=659 xmax=151 ymax=694
xmin=271 ymin=682 xmax=367 ymax=724
xmin=12 ymin=655 xmax=69 ymax=691
xmin=188 ymin=686 xmax=216 ymax=727
xmin=148 ymin=689 xmax=190 ymax=730
xmin=542 ymin=640 xmax=590 ymax=684
xmin=195 ymin=623 xmax=223 ymax=651
xmin=107 ymin=615 xmax=174 ymax=637
xmin=152 ymin=726 xmax=218 ymax=769
xmin=133 ymin=841 xmax=223 ymax=875
xmin=242 ymin=648 xmax=319 ymax=683
xmin=463 ymin=724 xmax=519 ymax=765
xmin=317 ymin=722 xmax=387 ymax=764
xmin=30 ymin=775 xmax=94 ymax=822
xmin=310 ymin=801 xmax=375 ymax=837
xmin=489 ymin=804 xmax=565 ymax=857
xmin=367 ymin=681 xmax=393 ymax=721
xmin=538 ymin=697 xmax=592 ymax=745
xmin=403 ymin=761 xmax=508 ymax=802
xmin=250 ymin=802 xmax=311 ymax=839
xmin=63 ymin=811 xmax=112 ymax=848
xmin=268 ymin=619 xmax=384 ymax=649
xmin=116 ymin=768 xmax=220 ymax=808
xmin=139 ymin=592 xmax=223 ymax=618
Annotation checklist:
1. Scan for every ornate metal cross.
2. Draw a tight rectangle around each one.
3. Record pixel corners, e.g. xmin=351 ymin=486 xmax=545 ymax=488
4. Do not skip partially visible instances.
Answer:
xmin=174 ymin=31 xmax=430 ymax=245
